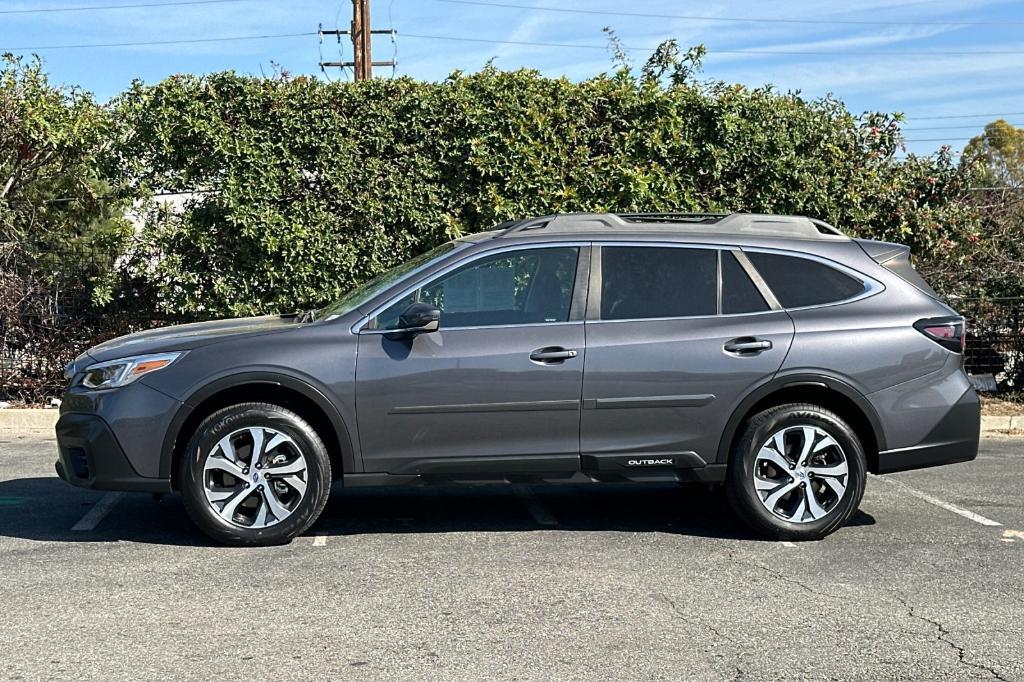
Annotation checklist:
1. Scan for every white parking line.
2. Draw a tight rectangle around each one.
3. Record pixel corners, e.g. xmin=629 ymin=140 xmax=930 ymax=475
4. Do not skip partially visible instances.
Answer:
xmin=1002 ymin=529 xmax=1024 ymax=543
xmin=312 ymin=532 xmax=328 ymax=547
xmin=71 ymin=493 xmax=125 ymax=532
xmin=869 ymin=474 xmax=1002 ymax=527
xmin=779 ymin=541 xmax=797 ymax=548
xmin=512 ymin=484 xmax=558 ymax=526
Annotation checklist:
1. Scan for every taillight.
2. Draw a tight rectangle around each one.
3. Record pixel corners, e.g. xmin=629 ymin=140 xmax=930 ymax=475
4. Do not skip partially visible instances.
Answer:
xmin=914 ymin=316 xmax=965 ymax=353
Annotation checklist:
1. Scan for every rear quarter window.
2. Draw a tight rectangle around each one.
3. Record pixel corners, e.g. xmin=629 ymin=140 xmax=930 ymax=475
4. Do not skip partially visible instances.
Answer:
xmin=745 ymin=252 xmax=865 ymax=308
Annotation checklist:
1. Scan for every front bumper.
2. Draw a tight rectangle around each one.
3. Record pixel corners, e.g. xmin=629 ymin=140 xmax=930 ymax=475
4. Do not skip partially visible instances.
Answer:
xmin=875 ymin=387 xmax=980 ymax=474
xmin=55 ymin=415 xmax=172 ymax=494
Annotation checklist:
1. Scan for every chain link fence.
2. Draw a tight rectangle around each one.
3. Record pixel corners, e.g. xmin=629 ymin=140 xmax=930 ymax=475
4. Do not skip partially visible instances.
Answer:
xmin=0 ymin=294 xmax=168 ymax=406
xmin=960 ymin=298 xmax=1024 ymax=393
xmin=1 ymin=244 xmax=166 ymax=406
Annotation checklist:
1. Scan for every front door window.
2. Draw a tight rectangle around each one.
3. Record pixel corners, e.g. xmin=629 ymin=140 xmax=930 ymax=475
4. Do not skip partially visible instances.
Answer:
xmin=372 ymin=247 xmax=579 ymax=330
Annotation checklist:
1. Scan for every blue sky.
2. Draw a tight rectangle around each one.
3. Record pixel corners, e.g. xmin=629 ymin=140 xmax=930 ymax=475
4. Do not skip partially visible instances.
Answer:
xmin=3 ymin=0 xmax=1023 ymax=157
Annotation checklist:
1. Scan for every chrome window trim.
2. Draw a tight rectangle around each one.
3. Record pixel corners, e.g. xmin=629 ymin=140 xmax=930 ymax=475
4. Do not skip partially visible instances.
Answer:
xmin=738 ymin=245 xmax=885 ymax=312
xmin=588 ymin=240 xmax=883 ymax=321
xmin=352 ymin=239 xmax=885 ymax=332
xmin=358 ymin=320 xmax=585 ymax=335
xmin=715 ymin=249 xmax=723 ymax=315
xmin=352 ymin=241 xmax=590 ymax=334
xmin=586 ymin=309 xmax=784 ymax=325
xmin=731 ymin=249 xmax=782 ymax=311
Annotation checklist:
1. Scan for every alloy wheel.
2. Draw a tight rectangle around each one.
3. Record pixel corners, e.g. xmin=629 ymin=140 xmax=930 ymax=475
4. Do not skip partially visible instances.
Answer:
xmin=202 ymin=426 xmax=309 ymax=529
xmin=752 ymin=424 xmax=849 ymax=523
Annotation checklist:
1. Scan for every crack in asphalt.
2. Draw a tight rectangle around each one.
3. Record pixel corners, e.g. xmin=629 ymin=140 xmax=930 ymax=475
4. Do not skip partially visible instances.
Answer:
xmin=893 ymin=593 xmax=1010 ymax=681
xmin=652 ymin=592 xmax=747 ymax=681
xmin=724 ymin=549 xmax=844 ymax=599
xmin=652 ymin=592 xmax=735 ymax=644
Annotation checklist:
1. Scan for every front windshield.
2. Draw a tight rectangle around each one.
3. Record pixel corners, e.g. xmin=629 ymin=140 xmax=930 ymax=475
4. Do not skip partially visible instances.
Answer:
xmin=319 ymin=241 xmax=463 ymax=321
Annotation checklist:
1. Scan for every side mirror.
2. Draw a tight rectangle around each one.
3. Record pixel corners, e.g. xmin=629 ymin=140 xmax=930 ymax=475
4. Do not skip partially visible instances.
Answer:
xmin=389 ymin=302 xmax=440 ymax=338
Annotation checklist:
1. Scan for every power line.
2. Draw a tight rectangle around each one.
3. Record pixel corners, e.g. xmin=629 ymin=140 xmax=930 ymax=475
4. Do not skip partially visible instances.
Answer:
xmin=398 ymin=31 xmax=1024 ymax=56
xmin=905 ymin=137 xmax=976 ymax=142
xmin=0 ymin=29 xmax=1018 ymax=129
xmin=903 ymin=122 xmax=1023 ymax=131
xmin=6 ymin=28 xmax=1024 ymax=57
xmin=433 ymin=0 xmax=1024 ymax=27
xmin=907 ymin=111 xmax=1024 ymax=120
xmin=1 ymin=31 xmax=314 ymax=51
xmin=0 ymin=0 xmax=261 ymax=15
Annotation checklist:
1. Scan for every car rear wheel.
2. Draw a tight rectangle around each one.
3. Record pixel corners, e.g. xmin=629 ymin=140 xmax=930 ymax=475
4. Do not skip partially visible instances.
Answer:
xmin=179 ymin=402 xmax=331 ymax=546
xmin=726 ymin=403 xmax=866 ymax=541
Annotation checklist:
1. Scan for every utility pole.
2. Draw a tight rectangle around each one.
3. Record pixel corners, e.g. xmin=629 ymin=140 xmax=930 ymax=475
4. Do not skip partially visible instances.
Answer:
xmin=352 ymin=0 xmax=371 ymax=80
xmin=319 ymin=0 xmax=396 ymax=80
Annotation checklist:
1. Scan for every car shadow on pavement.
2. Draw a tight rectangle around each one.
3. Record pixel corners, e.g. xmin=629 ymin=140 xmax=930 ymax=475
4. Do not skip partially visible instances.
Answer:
xmin=0 ymin=477 xmax=875 ymax=546
xmin=319 ymin=483 xmax=877 ymax=540
xmin=0 ymin=476 xmax=219 ymax=547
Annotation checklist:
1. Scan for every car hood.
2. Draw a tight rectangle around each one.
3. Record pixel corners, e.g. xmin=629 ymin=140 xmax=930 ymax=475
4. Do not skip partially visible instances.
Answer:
xmin=81 ymin=315 xmax=300 ymax=364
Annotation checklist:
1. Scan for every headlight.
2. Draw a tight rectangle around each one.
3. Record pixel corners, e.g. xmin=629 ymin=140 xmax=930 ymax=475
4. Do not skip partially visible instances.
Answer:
xmin=79 ymin=352 xmax=186 ymax=390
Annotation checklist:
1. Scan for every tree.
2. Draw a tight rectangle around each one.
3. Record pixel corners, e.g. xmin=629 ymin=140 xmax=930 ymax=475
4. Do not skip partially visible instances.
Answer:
xmin=962 ymin=119 xmax=1024 ymax=188
xmin=1 ymin=54 xmax=135 ymax=403
xmin=110 ymin=56 xmax=981 ymax=318
xmin=1 ymin=54 xmax=131 ymax=300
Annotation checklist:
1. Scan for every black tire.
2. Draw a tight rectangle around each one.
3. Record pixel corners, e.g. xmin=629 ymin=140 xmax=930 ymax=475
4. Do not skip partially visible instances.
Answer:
xmin=179 ymin=402 xmax=332 ymax=546
xmin=726 ymin=403 xmax=866 ymax=541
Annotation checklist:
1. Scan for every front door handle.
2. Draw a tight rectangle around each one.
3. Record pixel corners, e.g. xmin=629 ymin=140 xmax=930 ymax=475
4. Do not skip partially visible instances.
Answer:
xmin=724 ymin=338 xmax=773 ymax=354
xmin=530 ymin=347 xmax=578 ymax=363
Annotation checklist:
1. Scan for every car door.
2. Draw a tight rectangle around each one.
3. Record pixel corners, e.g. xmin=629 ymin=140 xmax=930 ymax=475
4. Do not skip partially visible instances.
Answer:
xmin=355 ymin=243 xmax=589 ymax=474
xmin=580 ymin=244 xmax=794 ymax=471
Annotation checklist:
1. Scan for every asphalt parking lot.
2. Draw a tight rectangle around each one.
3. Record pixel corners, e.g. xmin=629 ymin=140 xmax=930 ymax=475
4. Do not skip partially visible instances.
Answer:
xmin=1 ymin=433 xmax=1022 ymax=681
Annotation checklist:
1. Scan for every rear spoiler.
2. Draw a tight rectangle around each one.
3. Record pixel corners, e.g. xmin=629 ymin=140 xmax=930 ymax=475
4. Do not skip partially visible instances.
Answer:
xmin=855 ymin=239 xmax=907 ymax=263
xmin=855 ymin=239 xmax=942 ymax=300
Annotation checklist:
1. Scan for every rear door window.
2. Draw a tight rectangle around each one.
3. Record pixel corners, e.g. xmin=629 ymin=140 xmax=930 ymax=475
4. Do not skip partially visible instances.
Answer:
xmin=745 ymin=252 xmax=865 ymax=308
xmin=600 ymin=246 xmax=717 ymax=320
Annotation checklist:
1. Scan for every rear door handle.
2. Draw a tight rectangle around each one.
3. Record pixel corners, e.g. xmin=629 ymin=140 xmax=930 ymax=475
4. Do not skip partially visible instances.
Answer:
xmin=530 ymin=347 xmax=578 ymax=363
xmin=724 ymin=338 xmax=772 ymax=354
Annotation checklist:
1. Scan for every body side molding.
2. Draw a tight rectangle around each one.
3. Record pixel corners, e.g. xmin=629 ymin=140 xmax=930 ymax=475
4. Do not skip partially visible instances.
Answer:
xmin=582 ymin=394 xmax=715 ymax=409
xmin=389 ymin=399 xmax=579 ymax=415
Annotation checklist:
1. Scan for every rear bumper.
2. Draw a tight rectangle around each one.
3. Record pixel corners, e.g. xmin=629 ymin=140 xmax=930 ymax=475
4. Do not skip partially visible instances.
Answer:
xmin=875 ymin=388 xmax=980 ymax=474
xmin=55 ymin=413 xmax=172 ymax=493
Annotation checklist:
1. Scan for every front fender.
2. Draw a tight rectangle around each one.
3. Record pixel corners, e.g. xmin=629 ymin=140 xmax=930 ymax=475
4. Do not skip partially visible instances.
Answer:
xmin=156 ymin=369 xmax=357 ymax=480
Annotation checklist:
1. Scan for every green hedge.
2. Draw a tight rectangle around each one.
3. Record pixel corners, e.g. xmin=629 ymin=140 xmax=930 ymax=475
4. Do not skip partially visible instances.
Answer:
xmin=110 ymin=65 xmax=981 ymax=317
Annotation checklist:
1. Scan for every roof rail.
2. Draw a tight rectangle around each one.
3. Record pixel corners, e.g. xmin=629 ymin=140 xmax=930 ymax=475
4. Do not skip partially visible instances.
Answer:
xmin=714 ymin=213 xmax=845 ymax=238
xmin=496 ymin=213 xmax=627 ymax=237
xmin=494 ymin=212 xmax=847 ymax=240
xmin=619 ymin=212 xmax=728 ymax=224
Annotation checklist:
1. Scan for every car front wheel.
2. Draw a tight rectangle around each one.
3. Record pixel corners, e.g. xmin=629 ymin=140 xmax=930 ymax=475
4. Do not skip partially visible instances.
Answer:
xmin=179 ymin=402 xmax=332 ymax=546
xmin=726 ymin=403 xmax=866 ymax=541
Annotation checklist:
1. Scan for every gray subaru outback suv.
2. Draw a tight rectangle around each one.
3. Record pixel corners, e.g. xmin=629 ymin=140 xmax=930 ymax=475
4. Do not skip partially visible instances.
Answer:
xmin=55 ymin=213 xmax=980 ymax=545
